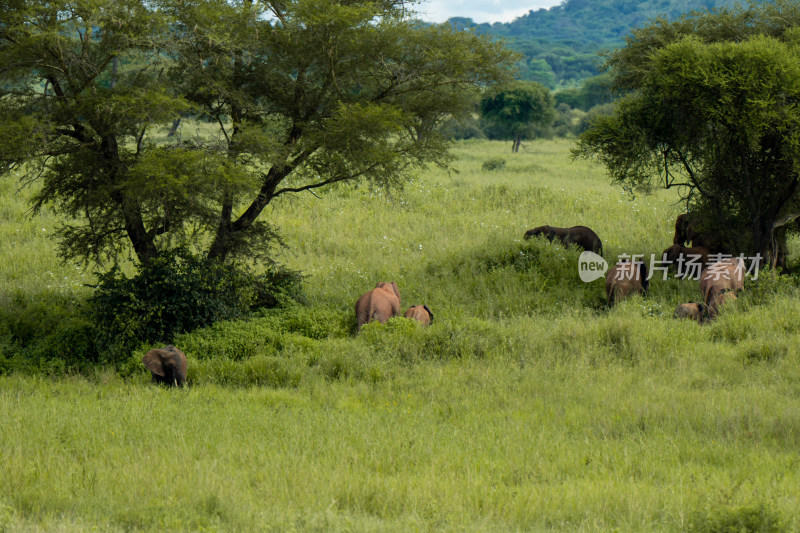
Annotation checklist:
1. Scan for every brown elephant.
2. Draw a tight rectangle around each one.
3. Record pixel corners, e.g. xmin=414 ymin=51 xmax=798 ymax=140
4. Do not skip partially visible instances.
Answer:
xmin=143 ymin=345 xmax=188 ymax=387
xmin=708 ymin=290 xmax=738 ymax=317
xmin=605 ymin=261 xmax=649 ymax=306
xmin=699 ymin=257 xmax=745 ymax=305
xmin=404 ymin=305 xmax=433 ymax=326
xmin=673 ymin=213 xmax=723 ymax=251
xmin=673 ymin=302 xmax=709 ymax=323
xmin=662 ymin=244 xmax=712 ymax=278
xmin=673 ymin=213 xmax=695 ymax=246
xmin=355 ymin=282 xmax=401 ymax=331
xmin=524 ymin=225 xmax=603 ymax=256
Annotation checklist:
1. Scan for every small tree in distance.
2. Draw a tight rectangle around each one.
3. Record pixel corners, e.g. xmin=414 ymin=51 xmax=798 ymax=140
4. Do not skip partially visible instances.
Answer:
xmin=480 ymin=82 xmax=555 ymax=152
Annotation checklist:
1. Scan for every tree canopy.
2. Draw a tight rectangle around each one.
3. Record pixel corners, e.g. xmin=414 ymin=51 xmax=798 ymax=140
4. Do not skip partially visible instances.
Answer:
xmin=575 ymin=1 xmax=800 ymax=265
xmin=0 ymin=0 xmax=514 ymax=267
xmin=446 ymin=0 xmax=744 ymax=88
xmin=480 ymin=82 xmax=554 ymax=152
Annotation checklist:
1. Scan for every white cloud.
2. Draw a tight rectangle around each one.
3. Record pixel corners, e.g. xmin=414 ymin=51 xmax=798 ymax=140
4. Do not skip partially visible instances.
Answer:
xmin=412 ymin=0 xmax=562 ymax=24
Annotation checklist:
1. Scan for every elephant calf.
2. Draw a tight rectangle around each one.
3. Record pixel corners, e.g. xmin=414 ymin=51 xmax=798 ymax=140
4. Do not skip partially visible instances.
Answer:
xmin=699 ymin=257 xmax=744 ymax=305
xmin=355 ymin=282 xmax=401 ymax=331
xmin=673 ymin=302 xmax=709 ymax=323
xmin=143 ymin=345 xmax=188 ymax=387
xmin=404 ymin=305 xmax=434 ymax=326
xmin=605 ymin=261 xmax=649 ymax=306
xmin=708 ymin=290 xmax=737 ymax=317
xmin=524 ymin=225 xmax=603 ymax=256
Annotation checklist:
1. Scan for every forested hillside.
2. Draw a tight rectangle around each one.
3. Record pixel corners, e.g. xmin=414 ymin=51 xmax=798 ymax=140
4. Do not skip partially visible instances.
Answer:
xmin=447 ymin=0 xmax=744 ymax=87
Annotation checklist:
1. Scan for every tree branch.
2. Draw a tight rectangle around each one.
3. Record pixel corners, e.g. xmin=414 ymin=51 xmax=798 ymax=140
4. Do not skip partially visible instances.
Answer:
xmin=773 ymin=211 xmax=800 ymax=229
xmin=674 ymin=146 xmax=717 ymax=201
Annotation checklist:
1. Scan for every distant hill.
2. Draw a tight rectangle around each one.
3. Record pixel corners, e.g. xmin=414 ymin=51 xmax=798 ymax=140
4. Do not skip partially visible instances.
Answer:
xmin=446 ymin=0 xmax=744 ymax=88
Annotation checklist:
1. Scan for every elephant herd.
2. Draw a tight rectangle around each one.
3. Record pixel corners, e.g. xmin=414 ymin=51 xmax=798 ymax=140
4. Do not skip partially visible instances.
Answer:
xmin=524 ymin=219 xmax=745 ymax=323
xmin=664 ymin=213 xmax=744 ymax=322
xmin=142 ymin=283 xmax=434 ymax=388
xmin=354 ymin=281 xmax=433 ymax=331
xmin=143 ymin=215 xmax=740 ymax=387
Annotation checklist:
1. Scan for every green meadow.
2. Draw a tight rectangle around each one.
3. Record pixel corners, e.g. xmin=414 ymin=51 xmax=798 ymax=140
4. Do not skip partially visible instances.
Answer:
xmin=1 ymin=139 xmax=800 ymax=531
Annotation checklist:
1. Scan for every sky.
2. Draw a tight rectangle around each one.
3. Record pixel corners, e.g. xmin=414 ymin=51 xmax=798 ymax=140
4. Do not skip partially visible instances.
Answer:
xmin=413 ymin=0 xmax=562 ymax=24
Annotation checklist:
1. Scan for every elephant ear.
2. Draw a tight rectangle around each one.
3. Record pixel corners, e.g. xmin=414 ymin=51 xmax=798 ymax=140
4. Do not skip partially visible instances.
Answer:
xmin=142 ymin=349 xmax=166 ymax=377
xmin=638 ymin=262 xmax=650 ymax=291
xmin=423 ymin=305 xmax=433 ymax=323
xmin=170 ymin=347 xmax=188 ymax=377
xmin=390 ymin=282 xmax=400 ymax=301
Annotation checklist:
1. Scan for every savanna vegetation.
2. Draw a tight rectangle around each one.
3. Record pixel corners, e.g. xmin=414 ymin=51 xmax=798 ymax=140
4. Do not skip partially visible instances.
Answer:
xmin=447 ymin=0 xmax=745 ymax=88
xmin=576 ymin=0 xmax=800 ymax=268
xmin=2 ymin=0 xmax=800 ymax=531
xmin=2 ymin=139 xmax=800 ymax=531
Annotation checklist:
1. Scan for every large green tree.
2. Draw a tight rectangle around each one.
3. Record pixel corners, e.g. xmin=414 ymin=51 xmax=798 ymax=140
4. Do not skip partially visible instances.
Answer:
xmin=0 ymin=0 xmax=513 ymax=266
xmin=575 ymin=1 xmax=800 ymax=266
xmin=480 ymin=82 xmax=554 ymax=152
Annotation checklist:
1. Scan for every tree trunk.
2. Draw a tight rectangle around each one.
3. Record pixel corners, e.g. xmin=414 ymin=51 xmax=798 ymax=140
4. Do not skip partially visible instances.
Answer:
xmin=512 ymin=134 xmax=521 ymax=152
xmin=207 ymin=191 xmax=235 ymax=262
xmin=753 ymin=221 xmax=775 ymax=272
xmin=167 ymin=117 xmax=181 ymax=138
xmin=102 ymin=134 xmax=159 ymax=265
xmin=110 ymin=57 xmax=119 ymax=89
xmin=206 ymin=166 xmax=285 ymax=262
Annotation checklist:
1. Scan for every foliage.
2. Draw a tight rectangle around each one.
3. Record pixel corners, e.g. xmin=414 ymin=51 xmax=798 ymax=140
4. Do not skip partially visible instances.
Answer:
xmin=576 ymin=103 xmax=616 ymax=135
xmin=1 ymin=139 xmax=800 ymax=529
xmin=480 ymin=82 xmax=555 ymax=152
xmin=481 ymin=158 xmax=506 ymax=171
xmin=0 ymin=292 xmax=98 ymax=374
xmin=575 ymin=2 xmax=800 ymax=262
xmin=554 ymin=74 xmax=616 ymax=111
xmin=88 ymin=250 xmax=303 ymax=362
xmin=0 ymin=0 xmax=514 ymax=268
xmin=437 ymin=113 xmax=487 ymax=140
xmin=689 ymin=501 xmax=785 ymax=533
xmin=446 ymin=0 xmax=744 ymax=87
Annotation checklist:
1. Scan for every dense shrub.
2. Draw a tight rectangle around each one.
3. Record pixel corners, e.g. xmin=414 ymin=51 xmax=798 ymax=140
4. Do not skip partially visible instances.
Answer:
xmin=481 ymin=158 xmax=506 ymax=171
xmin=89 ymin=250 xmax=303 ymax=363
xmin=689 ymin=502 xmax=785 ymax=533
xmin=0 ymin=292 xmax=99 ymax=374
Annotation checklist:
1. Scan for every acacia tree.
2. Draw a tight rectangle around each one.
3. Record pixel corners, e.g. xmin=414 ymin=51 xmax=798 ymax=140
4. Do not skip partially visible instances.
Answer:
xmin=480 ymin=82 xmax=554 ymax=152
xmin=575 ymin=1 xmax=800 ymax=266
xmin=0 ymin=0 xmax=514 ymax=267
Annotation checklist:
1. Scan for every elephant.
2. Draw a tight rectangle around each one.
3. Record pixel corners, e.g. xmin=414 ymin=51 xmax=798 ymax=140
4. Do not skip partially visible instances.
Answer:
xmin=524 ymin=225 xmax=603 ymax=256
xmin=708 ymin=290 xmax=738 ymax=317
xmin=662 ymin=244 xmax=712 ymax=278
xmin=673 ymin=213 xmax=695 ymax=246
xmin=673 ymin=213 xmax=723 ymax=252
xmin=699 ymin=257 xmax=745 ymax=305
xmin=404 ymin=305 xmax=434 ymax=326
xmin=355 ymin=282 xmax=401 ymax=331
xmin=142 ymin=345 xmax=188 ymax=387
xmin=605 ymin=261 xmax=649 ymax=306
xmin=673 ymin=302 xmax=709 ymax=323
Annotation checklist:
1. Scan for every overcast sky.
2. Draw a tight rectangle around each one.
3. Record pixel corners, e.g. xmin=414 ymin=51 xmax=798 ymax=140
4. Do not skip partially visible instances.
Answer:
xmin=413 ymin=0 xmax=562 ymax=24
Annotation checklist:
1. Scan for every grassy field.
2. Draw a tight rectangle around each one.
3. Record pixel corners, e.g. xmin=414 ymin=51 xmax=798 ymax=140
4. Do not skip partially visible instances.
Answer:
xmin=1 ymin=139 xmax=800 ymax=531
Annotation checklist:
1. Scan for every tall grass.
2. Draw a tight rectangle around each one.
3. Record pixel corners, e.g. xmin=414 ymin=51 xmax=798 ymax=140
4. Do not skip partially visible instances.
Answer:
xmin=1 ymin=139 xmax=799 ymax=531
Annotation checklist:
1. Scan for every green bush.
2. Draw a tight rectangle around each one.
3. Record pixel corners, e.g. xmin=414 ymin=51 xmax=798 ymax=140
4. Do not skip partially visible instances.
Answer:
xmin=481 ymin=157 xmax=506 ymax=171
xmin=89 ymin=250 xmax=303 ymax=363
xmin=0 ymin=292 xmax=99 ymax=374
xmin=689 ymin=502 xmax=785 ymax=533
